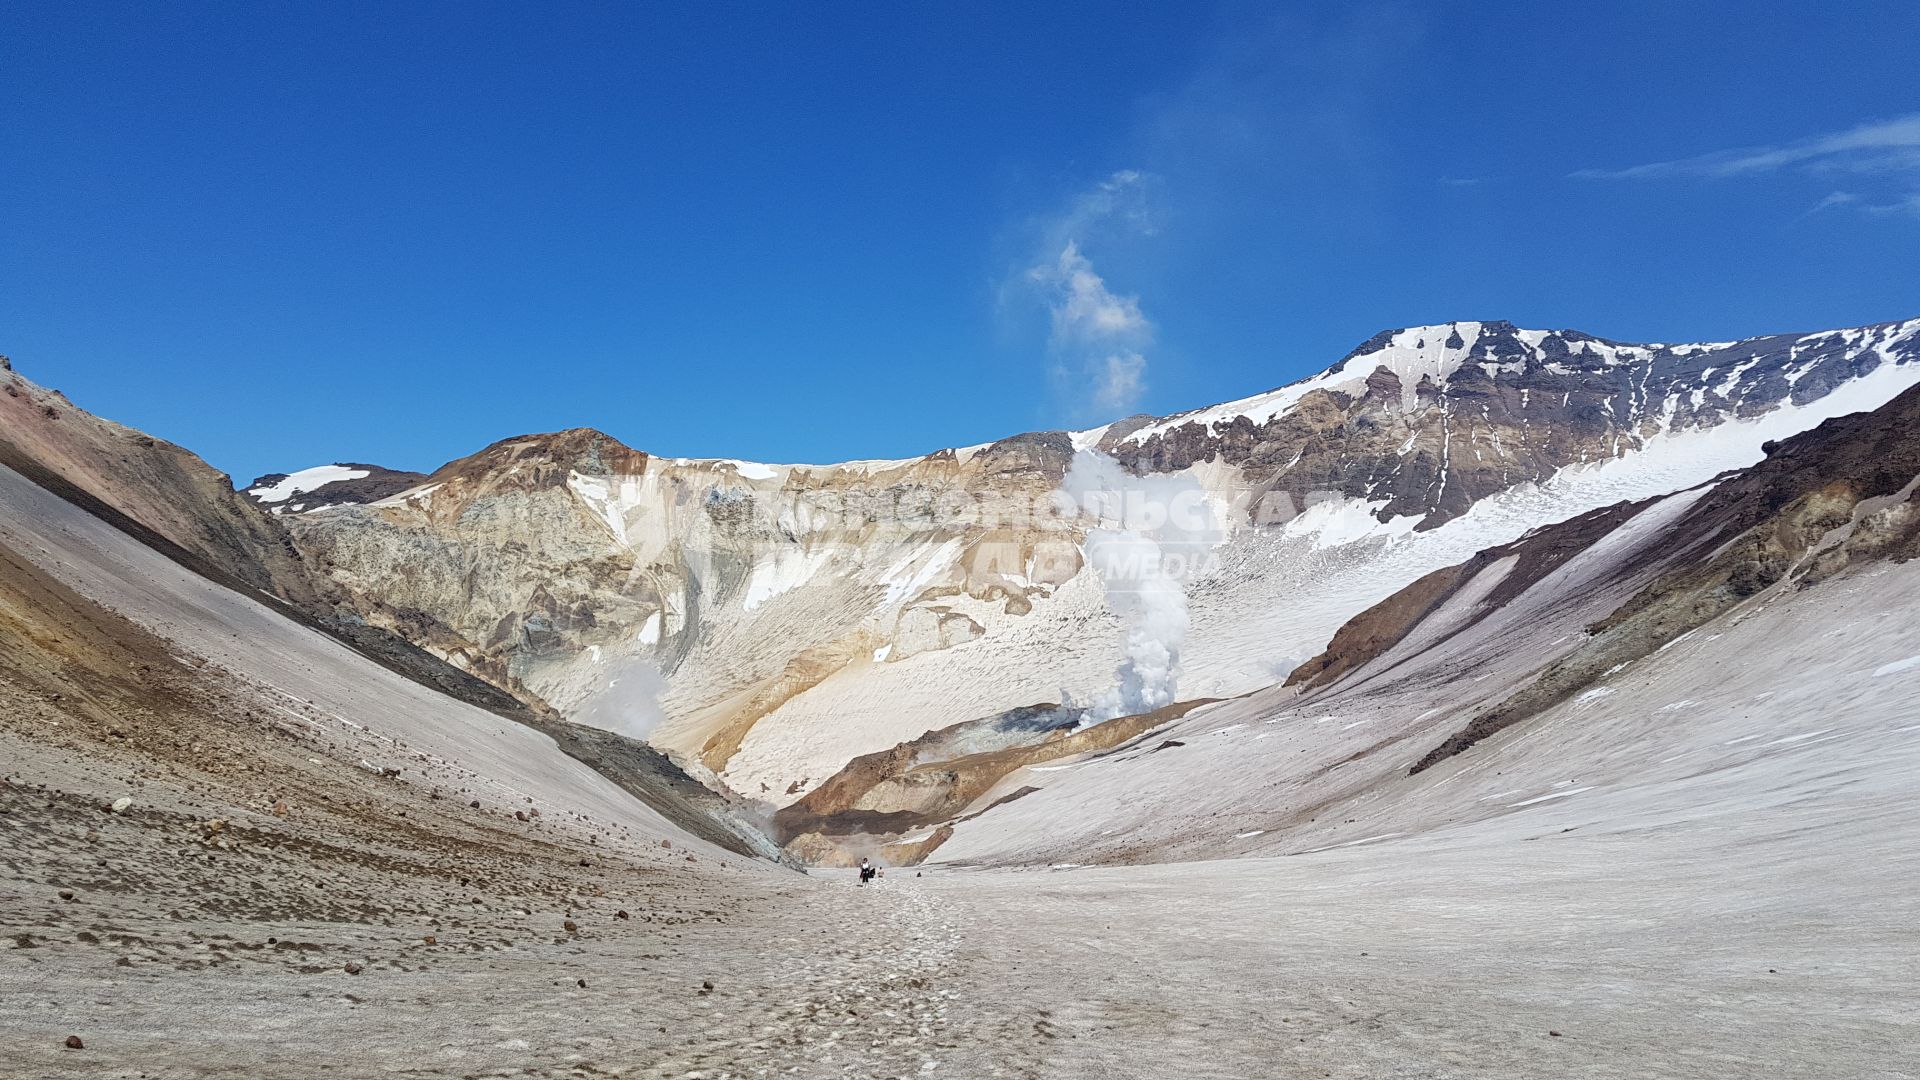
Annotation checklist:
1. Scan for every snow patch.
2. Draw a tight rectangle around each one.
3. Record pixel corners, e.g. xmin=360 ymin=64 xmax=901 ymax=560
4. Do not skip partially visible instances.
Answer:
xmin=1281 ymin=497 xmax=1422 ymax=550
xmin=743 ymin=547 xmax=838 ymax=612
xmin=1121 ymin=323 xmax=1490 ymax=443
xmin=877 ymin=539 xmax=964 ymax=610
xmin=370 ymin=482 xmax=443 ymax=508
xmin=1764 ymin=729 xmax=1836 ymax=747
xmin=721 ymin=459 xmax=779 ymax=481
xmin=1070 ymin=424 xmax=1112 ymax=451
xmin=248 ymin=465 xmax=370 ymax=503
xmin=1509 ymin=786 xmax=1593 ymax=807
xmin=1871 ymin=655 xmax=1920 ymax=678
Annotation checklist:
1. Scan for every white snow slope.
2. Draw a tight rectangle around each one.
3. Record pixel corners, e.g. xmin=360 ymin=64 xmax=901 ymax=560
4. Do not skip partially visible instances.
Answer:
xmin=933 ymin=495 xmax=1920 ymax=869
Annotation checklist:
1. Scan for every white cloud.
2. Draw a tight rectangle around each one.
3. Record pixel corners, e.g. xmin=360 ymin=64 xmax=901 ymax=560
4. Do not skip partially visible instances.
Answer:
xmin=1805 ymin=190 xmax=1920 ymax=219
xmin=1574 ymin=114 xmax=1920 ymax=181
xmin=1863 ymin=193 xmax=1920 ymax=219
xmin=1004 ymin=10 xmax=1423 ymax=419
xmin=1033 ymin=241 xmax=1152 ymax=349
xmin=1020 ymin=171 xmax=1159 ymax=416
xmin=1052 ymin=169 xmax=1157 ymax=242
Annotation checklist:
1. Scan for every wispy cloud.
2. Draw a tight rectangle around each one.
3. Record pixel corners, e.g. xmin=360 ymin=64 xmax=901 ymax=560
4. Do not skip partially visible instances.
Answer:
xmin=1576 ymin=114 xmax=1920 ymax=223
xmin=1573 ymin=114 xmax=1920 ymax=181
xmin=1808 ymin=191 xmax=1861 ymax=214
xmin=1021 ymin=171 xmax=1159 ymax=416
xmin=1050 ymin=168 xmax=1158 ymax=243
xmin=1092 ymin=352 xmax=1147 ymax=412
xmin=1797 ymin=191 xmax=1920 ymax=220
xmin=1862 ymin=193 xmax=1920 ymax=219
xmin=1004 ymin=8 xmax=1423 ymax=420
xmin=1033 ymin=240 xmax=1152 ymax=350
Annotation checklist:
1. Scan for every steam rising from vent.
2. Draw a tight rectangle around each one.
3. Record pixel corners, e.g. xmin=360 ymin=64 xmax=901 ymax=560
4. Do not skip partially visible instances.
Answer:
xmin=1083 ymin=529 xmax=1186 ymax=720
xmin=1055 ymin=450 xmax=1223 ymax=724
xmin=574 ymin=656 xmax=668 ymax=743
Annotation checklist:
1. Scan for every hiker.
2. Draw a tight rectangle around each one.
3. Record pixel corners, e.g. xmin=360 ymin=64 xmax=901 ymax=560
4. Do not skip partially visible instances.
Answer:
xmin=858 ymin=858 xmax=877 ymax=886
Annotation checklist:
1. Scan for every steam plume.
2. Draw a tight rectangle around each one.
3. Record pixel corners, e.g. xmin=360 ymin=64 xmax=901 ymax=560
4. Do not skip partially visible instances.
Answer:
xmin=1056 ymin=450 xmax=1221 ymax=723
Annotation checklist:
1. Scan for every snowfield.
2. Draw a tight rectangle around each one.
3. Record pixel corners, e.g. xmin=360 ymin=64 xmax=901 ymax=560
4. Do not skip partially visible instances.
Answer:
xmin=245 ymin=464 xmax=370 ymax=503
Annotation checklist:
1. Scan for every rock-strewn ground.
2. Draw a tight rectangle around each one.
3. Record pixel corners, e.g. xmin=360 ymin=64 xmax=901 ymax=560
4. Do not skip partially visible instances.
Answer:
xmin=10 ymin=715 xmax=1919 ymax=1079
xmin=1 ymin=747 xmax=978 ymax=1079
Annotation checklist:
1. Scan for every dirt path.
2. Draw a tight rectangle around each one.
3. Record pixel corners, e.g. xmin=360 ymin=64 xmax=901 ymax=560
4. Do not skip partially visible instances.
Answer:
xmin=1 ymin=752 xmax=1026 ymax=1080
xmin=10 ymin=781 xmax=1920 ymax=1080
xmin=638 ymin=878 xmax=1000 ymax=1079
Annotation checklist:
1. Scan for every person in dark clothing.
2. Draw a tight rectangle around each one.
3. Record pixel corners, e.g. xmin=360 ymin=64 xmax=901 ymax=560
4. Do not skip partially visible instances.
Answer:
xmin=858 ymin=858 xmax=877 ymax=885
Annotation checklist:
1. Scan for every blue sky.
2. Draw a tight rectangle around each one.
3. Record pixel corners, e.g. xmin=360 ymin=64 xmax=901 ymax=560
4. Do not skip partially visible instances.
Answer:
xmin=3 ymin=1 xmax=1917 ymax=482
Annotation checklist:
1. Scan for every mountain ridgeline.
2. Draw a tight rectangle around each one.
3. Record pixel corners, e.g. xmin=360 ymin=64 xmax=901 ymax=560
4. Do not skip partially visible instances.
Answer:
xmin=231 ymin=317 xmax=1918 ymax=821
xmin=6 ymin=314 xmax=1917 ymax=867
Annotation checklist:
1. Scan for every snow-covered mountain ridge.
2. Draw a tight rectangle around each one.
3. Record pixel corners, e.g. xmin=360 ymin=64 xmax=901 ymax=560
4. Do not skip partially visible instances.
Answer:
xmin=264 ymin=317 xmax=1920 ymax=524
xmin=928 ymin=377 xmax=1920 ymax=867
xmin=254 ymin=316 xmax=1920 ymax=826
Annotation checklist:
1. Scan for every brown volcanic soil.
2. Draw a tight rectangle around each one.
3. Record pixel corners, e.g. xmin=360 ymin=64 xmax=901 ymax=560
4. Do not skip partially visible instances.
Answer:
xmin=0 ymin=512 xmax=983 ymax=1078
xmin=1283 ymin=562 xmax=1469 ymax=693
xmin=1 ymin=366 xmax=327 ymax=611
xmin=426 ymin=426 xmax=653 ymax=492
xmin=0 ymin=366 xmax=545 ymax=721
xmin=696 ymin=634 xmax=875 ymax=773
xmin=0 ymin=537 xmax=195 ymax=730
xmin=2 ymin=365 xmax=771 ymax=858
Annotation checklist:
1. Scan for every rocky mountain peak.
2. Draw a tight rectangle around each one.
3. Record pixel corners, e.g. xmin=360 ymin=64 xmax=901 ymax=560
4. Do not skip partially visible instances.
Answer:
xmin=424 ymin=428 xmax=650 ymax=495
xmin=1113 ymin=316 xmax=1919 ymax=526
